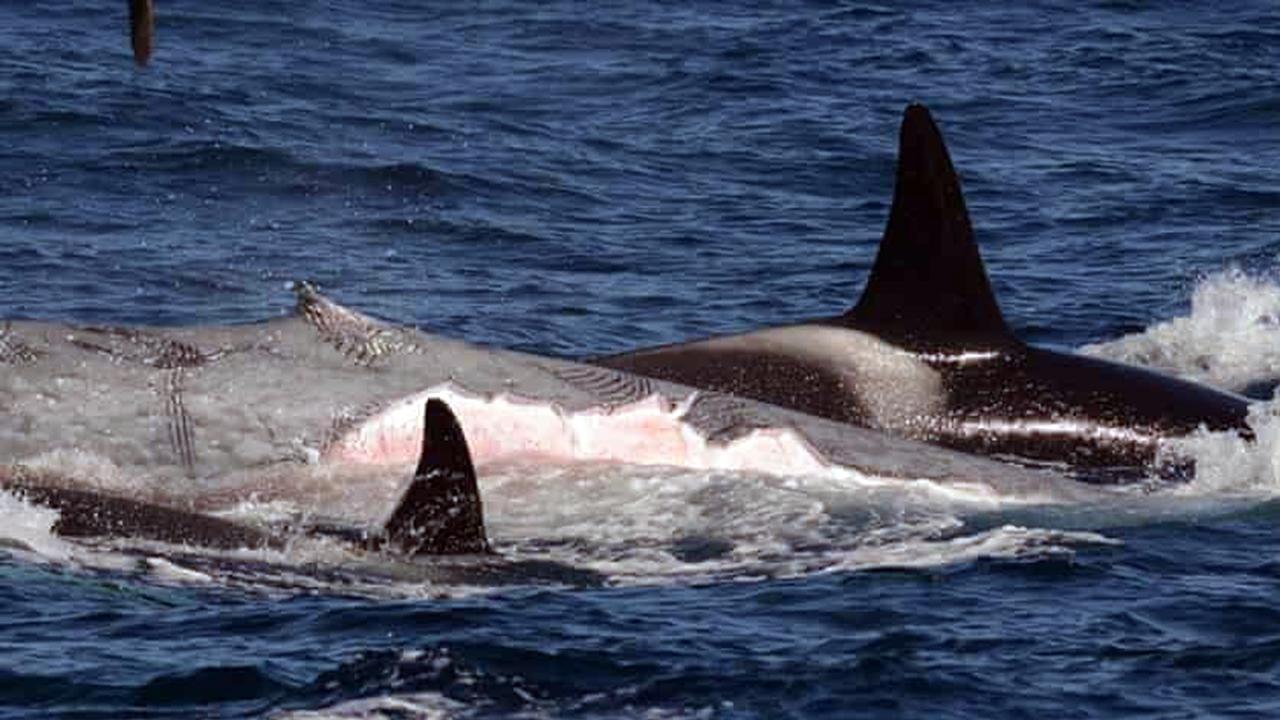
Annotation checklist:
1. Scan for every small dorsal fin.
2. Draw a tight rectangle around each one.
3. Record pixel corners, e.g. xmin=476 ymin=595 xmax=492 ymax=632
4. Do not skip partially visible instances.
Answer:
xmin=382 ymin=399 xmax=491 ymax=555
xmin=843 ymin=103 xmax=1013 ymax=351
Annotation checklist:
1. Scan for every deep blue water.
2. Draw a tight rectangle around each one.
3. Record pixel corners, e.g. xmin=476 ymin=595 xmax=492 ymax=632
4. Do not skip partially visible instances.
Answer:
xmin=2 ymin=1 xmax=1280 ymax=717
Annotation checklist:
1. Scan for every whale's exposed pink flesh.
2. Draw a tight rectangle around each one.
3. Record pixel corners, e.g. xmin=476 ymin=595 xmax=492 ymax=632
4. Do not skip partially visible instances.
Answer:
xmin=323 ymin=386 xmax=832 ymax=477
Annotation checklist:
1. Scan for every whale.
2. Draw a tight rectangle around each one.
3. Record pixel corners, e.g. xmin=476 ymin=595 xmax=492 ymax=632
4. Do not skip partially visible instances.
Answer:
xmin=0 ymin=283 xmax=1086 ymax=515
xmin=0 ymin=283 xmax=1100 ymax=588
xmin=594 ymin=104 xmax=1251 ymax=481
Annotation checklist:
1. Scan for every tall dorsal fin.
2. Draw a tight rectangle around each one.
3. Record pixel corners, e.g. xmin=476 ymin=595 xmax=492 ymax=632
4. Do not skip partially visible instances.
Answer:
xmin=382 ymin=399 xmax=491 ymax=556
xmin=843 ymin=103 xmax=1013 ymax=351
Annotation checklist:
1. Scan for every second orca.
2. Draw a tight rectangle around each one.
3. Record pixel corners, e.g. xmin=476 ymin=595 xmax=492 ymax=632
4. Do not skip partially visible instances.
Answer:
xmin=595 ymin=104 xmax=1251 ymax=481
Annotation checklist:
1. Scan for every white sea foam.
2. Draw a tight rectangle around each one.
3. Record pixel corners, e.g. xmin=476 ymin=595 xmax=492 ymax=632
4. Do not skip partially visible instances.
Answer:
xmin=1155 ymin=396 xmax=1280 ymax=496
xmin=475 ymin=463 xmax=1114 ymax=586
xmin=1083 ymin=268 xmax=1280 ymax=394
xmin=271 ymin=691 xmax=464 ymax=720
xmin=141 ymin=557 xmax=215 ymax=585
xmin=1075 ymin=268 xmax=1280 ymax=497
xmin=823 ymin=524 xmax=1119 ymax=573
xmin=15 ymin=449 xmax=131 ymax=493
xmin=0 ymin=489 xmax=76 ymax=563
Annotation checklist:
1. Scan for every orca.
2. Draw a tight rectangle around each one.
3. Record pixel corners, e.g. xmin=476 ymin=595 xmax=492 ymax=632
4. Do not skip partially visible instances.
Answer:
xmin=594 ymin=103 xmax=1251 ymax=481
xmin=379 ymin=398 xmax=491 ymax=555
xmin=2 ymin=399 xmax=489 ymax=557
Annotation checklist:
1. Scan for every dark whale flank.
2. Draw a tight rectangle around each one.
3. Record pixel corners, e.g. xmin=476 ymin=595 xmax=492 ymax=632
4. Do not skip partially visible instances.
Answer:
xmin=596 ymin=104 xmax=1250 ymax=481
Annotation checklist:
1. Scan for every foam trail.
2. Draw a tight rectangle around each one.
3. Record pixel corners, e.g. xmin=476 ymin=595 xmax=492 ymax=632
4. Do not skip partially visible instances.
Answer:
xmin=1083 ymin=268 xmax=1280 ymax=394
xmin=824 ymin=525 xmax=1120 ymax=573
xmin=272 ymin=692 xmax=465 ymax=720
xmin=478 ymin=463 xmax=1117 ymax=585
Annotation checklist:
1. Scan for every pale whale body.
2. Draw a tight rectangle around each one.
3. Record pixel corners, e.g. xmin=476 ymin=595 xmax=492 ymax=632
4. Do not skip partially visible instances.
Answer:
xmin=0 ymin=283 xmax=1096 ymax=587
xmin=0 ymin=283 xmax=1082 ymax=530
xmin=596 ymin=104 xmax=1251 ymax=481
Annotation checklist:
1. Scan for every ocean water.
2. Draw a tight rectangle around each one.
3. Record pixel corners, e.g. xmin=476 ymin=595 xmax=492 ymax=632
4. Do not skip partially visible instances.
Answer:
xmin=1 ymin=1 xmax=1280 ymax=717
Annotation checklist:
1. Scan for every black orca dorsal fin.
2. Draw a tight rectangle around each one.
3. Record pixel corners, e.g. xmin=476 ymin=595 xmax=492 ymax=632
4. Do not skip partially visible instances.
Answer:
xmin=382 ymin=399 xmax=492 ymax=555
xmin=843 ymin=103 xmax=1013 ymax=351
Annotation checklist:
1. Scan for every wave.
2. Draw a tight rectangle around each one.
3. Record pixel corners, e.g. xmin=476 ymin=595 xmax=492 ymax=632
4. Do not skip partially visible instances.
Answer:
xmin=104 ymin=141 xmax=459 ymax=200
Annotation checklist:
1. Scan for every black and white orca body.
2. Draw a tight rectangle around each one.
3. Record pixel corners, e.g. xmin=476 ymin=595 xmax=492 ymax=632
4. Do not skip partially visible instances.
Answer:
xmin=596 ymin=104 xmax=1250 ymax=480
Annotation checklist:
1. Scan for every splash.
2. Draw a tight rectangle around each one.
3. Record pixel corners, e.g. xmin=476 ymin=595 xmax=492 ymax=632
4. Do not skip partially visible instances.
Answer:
xmin=1159 ymin=397 xmax=1280 ymax=496
xmin=1080 ymin=268 xmax=1280 ymax=496
xmin=1083 ymin=268 xmax=1280 ymax=394
xmin=0 ymin=490 xmax=75 ymax=563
